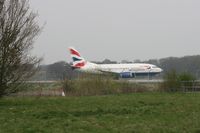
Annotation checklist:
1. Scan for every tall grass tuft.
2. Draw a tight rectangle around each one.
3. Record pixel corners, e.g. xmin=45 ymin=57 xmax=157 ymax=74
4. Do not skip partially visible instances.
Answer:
xmin=62 ymin=75 xmax=149 ymax=96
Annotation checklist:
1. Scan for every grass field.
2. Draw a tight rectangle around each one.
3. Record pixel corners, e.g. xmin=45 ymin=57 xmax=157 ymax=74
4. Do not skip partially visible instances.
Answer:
xmin=0 ymin=93 xmax=200 ymax=133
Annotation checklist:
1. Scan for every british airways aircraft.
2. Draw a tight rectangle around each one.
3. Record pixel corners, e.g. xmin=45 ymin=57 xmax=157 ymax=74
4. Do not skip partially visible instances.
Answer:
xmin=69 ymin=47 xmax=162 ymax=78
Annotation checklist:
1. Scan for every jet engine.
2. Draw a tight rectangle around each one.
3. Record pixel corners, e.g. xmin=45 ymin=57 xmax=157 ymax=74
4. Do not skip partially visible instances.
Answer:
xmin=120 ymin=72 xmax=133 ymax=78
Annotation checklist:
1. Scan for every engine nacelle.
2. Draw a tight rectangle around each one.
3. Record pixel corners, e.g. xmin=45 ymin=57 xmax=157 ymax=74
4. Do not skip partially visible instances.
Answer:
xmin=120 ymin=72 xmax=133 ymax=78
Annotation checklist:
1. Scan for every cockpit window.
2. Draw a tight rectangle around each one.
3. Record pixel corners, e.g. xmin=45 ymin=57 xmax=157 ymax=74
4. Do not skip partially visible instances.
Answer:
xmin=152 ymin=66 xmax=158 ymax=68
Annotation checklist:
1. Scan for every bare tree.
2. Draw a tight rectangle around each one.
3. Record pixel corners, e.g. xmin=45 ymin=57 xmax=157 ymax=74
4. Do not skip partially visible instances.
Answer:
xmin=0 ymin=0 xmax=4 ymax=13
xmin=0 ymin=0 xmax=41 ymax=96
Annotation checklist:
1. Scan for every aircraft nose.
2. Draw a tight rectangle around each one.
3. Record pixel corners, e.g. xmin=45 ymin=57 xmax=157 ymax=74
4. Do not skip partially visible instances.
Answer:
xmin=159 ymin=68 xmax=163 ymax=72
xmin=154 ymin=68 xmax=163 ymax=72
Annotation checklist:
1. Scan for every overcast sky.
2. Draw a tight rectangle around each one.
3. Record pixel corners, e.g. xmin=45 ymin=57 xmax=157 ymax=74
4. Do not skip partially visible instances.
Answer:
xmin=30 ymin=0 xmax=200 ymax=64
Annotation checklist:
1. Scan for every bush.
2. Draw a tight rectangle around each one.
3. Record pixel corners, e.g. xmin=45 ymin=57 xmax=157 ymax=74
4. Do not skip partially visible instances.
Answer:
xmin=179 ymin=72 xmax=196 ymax=87
xmin=161 ymin=70 xmax=196 ymax=92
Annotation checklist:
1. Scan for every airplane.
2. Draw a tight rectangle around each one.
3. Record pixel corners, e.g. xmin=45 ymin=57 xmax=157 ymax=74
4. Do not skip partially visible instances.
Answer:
xmin=69 ymin=47 xmax=163 ymax=78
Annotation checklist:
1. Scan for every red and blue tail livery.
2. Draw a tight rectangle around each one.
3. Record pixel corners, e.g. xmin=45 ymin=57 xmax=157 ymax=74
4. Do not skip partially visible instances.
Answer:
xmin=69 ymin=47 xmax=85 ymax=68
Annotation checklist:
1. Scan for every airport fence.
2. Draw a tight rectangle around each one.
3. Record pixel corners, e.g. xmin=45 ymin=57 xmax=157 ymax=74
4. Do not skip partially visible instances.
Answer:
xmin=180 ymin=81 xmax=200 ymax=92
xmin=160 ymin=80 xmax=200 ymax=92
xmin=11 ymin=79 xmax=200 ymax=97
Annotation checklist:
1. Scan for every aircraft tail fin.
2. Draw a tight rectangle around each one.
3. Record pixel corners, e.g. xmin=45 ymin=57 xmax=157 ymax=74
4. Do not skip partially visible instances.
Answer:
xmin=69 ymin=47 xmax=86 ymax=68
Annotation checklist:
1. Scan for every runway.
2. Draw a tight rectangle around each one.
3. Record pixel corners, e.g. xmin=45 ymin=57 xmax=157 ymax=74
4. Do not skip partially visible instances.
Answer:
xmin=26 ymin=79 xmax=164 ymax=84
xmin=127 ymin=79 xmax=163 ymax=83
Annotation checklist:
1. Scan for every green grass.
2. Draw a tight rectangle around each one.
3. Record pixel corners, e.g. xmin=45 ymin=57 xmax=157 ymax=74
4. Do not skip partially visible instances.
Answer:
xmin=1 ymin=93 xmax=200 ymax=133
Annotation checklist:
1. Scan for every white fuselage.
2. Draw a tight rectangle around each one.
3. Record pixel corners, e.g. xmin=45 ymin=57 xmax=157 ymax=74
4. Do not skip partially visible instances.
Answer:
xmin=77 ymin=62 xmax=162 ymax=78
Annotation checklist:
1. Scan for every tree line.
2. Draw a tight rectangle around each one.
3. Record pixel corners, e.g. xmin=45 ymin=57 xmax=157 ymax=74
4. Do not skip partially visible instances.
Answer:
xmin=32 ymin=55 xmax=200 ymax=81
